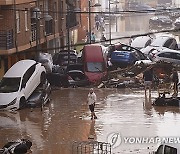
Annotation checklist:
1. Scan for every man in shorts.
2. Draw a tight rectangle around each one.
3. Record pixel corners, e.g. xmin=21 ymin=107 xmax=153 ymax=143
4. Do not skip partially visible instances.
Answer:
xmin=87 ymin=88 xmax=97 ymax=120
xmin=171 ymin=68 xmax=179 ymax=96
xmin=143 ymin=67 xmax=153 ymax=97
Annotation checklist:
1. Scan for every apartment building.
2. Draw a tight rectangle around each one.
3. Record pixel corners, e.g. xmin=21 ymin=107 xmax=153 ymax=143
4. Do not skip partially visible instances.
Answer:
xmin=0 ymin=0 xmax=80 ymax=78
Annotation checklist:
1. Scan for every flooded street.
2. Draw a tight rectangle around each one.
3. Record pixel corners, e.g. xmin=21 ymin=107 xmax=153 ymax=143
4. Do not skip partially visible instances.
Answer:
xmin=1 ymin=88 xmax=180 ymax=154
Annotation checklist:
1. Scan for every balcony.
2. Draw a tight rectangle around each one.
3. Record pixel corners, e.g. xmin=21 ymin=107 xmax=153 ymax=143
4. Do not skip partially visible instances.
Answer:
xmin=0 ymin=0 xmax=36 ymax=5
xmin=0 ymin=29 xmax=14 ymax=50
xmin=31 ymin=23 xmax=37 ymax=42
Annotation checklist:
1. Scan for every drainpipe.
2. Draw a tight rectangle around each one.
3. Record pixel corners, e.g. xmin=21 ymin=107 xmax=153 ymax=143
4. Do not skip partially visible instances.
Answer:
xmin=13 ymin=0 xmax=18 ymax=58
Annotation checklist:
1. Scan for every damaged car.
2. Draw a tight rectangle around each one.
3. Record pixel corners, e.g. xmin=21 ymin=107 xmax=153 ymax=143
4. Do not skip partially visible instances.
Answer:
xmin=66 ymin=64 xmax=90 ymax=87
xmin=109 ymin=43 xmax=151 ymax=68
xmin=0 ymin=60 xmax=46 ymax=110
xmin=26 ymin=80 xmax=51 ymax=108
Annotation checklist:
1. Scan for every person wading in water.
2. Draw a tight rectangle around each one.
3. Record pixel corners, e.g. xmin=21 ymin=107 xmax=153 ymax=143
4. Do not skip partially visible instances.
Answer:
xmin=87 ymin=88 xmax=97 ymax=120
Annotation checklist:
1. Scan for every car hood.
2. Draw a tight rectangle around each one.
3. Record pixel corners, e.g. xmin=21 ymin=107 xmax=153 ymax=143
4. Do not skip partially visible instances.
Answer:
xmin=85 ymin=72 xmax=106 ymax=83
xmin=0 ymin=92 xmax=18 ymax=105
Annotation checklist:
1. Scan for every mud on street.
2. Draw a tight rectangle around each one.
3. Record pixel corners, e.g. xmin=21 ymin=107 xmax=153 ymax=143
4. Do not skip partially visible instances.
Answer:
xmin=0 ymin=88 xmax=180 ymax=154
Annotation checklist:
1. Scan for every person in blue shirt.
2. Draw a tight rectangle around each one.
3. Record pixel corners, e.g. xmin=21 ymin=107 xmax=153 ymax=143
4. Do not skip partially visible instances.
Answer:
xmin=91 ymin=32 xmax=96 ymax=43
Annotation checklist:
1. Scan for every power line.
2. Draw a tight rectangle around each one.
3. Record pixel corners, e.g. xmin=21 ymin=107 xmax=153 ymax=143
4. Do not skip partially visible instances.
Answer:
xmin=1 ymin=7 xmax=180 ymax=15
xmin=26 ymin=28 xmax=180 ymax=53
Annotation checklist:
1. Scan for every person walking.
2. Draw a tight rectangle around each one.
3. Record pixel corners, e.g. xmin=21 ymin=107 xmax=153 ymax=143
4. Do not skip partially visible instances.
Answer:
xmin=171 ymin=68 xmax=179 ymax=96
xmin=87 ymin=88 xmax=97 ymax=120
xmin=143 ymin=67 xmax=154 ymax=98
xmin=100 ymin=34 xmax=106 ymax=42
xmin=91 ymin=32 xmax=96 ymax=43
xmin=85 ymin=30 xmax=90 ymax=43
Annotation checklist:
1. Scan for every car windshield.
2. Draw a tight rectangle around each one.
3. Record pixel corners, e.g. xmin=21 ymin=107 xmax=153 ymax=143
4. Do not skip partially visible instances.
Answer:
xmin=87 ymin=62 xmax=104 ymax=72
xmin=0 ymin=77 xmax=21 ymax=93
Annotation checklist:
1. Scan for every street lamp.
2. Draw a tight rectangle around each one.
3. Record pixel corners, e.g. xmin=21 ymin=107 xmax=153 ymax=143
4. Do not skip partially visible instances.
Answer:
xmin=88 ymin=0 xmax=101 ymax=44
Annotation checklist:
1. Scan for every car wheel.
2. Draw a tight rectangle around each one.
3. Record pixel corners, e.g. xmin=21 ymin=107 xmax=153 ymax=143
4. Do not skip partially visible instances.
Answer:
xmin=40 ymin=72 xmax=46 ymax=85
xmin=19 ymin=97 xmax=26 ymax=109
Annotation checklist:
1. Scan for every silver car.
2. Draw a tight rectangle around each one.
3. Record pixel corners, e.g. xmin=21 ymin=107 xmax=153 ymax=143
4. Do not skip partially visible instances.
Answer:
xmin=151 ymin=47 xmax=180 ymax=65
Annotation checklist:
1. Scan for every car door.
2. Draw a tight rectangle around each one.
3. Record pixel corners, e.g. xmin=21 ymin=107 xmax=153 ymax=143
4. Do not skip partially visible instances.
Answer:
xmin=173 ymin=53 xmax=180 ymax=64
xmin=22 ymin=64 xmax=36 ymax=99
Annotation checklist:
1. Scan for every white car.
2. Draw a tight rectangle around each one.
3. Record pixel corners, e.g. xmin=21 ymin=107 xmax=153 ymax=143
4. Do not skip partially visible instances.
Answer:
xmin=142 ymin=36 xmax=178 ymax=56
xmin=150 ymin=47 xmax=180 ymax=65
xmin=0 ymin=60 xmax=46 ymax=110
xmin=130 ymin=36 xmax=152 ymax=50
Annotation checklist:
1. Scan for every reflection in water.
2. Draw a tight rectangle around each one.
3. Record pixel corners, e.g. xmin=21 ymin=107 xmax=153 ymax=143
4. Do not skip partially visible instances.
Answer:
xmin=0 ymin=88 xmax=180 ymax=154
xmin=88 ymin=120 xmax=96 ymax=140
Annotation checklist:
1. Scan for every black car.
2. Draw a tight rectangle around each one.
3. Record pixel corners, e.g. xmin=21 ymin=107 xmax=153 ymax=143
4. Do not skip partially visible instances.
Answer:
xmin=26 ymin=80 xmax=51 ymax=108
xmin=53 ymin=50 xmax=77 ymax=67
xmin=149 ymin=16 xmax=173 ymax=28
xmin=66 ymin=64 xmax=90 ymax=87
xmin=46 ymin=65 xmax=69 ymax=87
xmin=67 ymin=70 xmax=90 ymax=87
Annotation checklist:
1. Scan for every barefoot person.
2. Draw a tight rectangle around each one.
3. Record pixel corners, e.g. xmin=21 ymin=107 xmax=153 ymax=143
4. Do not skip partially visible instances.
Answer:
xmin=171 ymin=68 xmax=179 ymax=96
xmin=87 ymin=88 xmax=97 ymax=120
xmin=143 ymin=67 xmax=153 ymax=99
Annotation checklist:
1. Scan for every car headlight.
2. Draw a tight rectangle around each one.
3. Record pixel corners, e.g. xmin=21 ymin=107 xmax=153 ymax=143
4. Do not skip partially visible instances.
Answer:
xmin=8 ymin=98 xmax=17 ymax=106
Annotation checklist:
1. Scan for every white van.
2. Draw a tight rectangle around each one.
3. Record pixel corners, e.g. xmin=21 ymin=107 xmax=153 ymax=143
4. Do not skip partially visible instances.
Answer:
xmin=0 ymin=60 xmax=46 ymax=110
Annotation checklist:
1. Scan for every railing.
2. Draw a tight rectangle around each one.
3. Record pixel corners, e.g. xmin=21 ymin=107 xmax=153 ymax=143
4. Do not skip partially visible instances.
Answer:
xmin=31 ymin=23 xmax=37 ymax=42
xmin=72 ymin=141 xmax=111 ymax=154
xmin=0 ymin=29 xmax=14 ymax=50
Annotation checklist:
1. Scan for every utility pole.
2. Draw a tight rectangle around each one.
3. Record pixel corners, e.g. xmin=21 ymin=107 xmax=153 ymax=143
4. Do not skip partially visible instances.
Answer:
xmin=109 ymin=0 xmax=111 ymax=44
xmin=88 ymin=0 xmax=91 ymax=44
xmin=67 ymin=5 xmax=70 ymax=65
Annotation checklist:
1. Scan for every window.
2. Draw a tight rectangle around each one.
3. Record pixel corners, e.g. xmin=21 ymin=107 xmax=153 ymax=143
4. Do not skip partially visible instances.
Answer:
xmin=16 ymin=11 xmax=20 ymax=33
xmin=87 ymin=62 xmax=104 ymax=72
xmin=0 ymin=77 xmax=21 ymax=93
xmin=22 ymin=64 xmax=36 ymax=86
xmin=54 ymin=2 xmax=57 ymax=20
xmin=158 ymin=52 xmax=171 ymax=58
xmin=164 ymin=145 xmax=177 ymax=154
xmin=25 ymin=10 xmax=28 ymax=31
xmin=145 ymin=40 xmax=151 ymax=47
xmin=174 ymin=53 xmax=180 ymax=60
xmin=164 ymin=39 xmax=173 ymax=48
xmin=156 ymin=145 xmax=163 ymax=154
xmin=60 ymin=1 xmax=64 ymax=19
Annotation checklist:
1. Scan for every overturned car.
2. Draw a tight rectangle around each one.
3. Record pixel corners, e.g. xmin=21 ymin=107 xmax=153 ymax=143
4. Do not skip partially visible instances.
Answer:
xmin=26 ymin=80 xmax=51 ymax=108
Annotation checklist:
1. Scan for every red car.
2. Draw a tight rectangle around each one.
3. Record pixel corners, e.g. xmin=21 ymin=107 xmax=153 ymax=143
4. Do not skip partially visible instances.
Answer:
xmin=82 ymin=45 xmax=107 ymax=84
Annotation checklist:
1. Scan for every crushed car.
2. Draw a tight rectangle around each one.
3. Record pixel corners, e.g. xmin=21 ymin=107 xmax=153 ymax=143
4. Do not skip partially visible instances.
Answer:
xmin=46 ymin=65 xmax=69 ymax=87
xmin=53 ymin=50 xmax=77 ymax=68
xmin=108 ymin=43 xmax=151 ymax=69
xmin=26 ymin=80 xmax=51 ymax=108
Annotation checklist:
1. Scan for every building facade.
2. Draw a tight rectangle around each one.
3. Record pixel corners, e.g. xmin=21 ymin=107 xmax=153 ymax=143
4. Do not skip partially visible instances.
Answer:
xmin=0 ymin=0 xmax=81 ymax=78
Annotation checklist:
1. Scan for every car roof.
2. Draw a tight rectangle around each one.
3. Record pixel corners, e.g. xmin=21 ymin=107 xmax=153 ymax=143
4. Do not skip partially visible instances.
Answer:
xmin=4 ymin=60 xmax=37 ymax=78
xmin=151 ymin=36 xmax=174 ymax=47
xmin=131 ymin=36 xmax=151 ymax=48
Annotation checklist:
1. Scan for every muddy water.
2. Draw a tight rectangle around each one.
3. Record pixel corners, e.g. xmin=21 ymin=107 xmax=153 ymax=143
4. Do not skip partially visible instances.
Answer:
xmin=0 ymin=88 xmax=180 ymax=154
